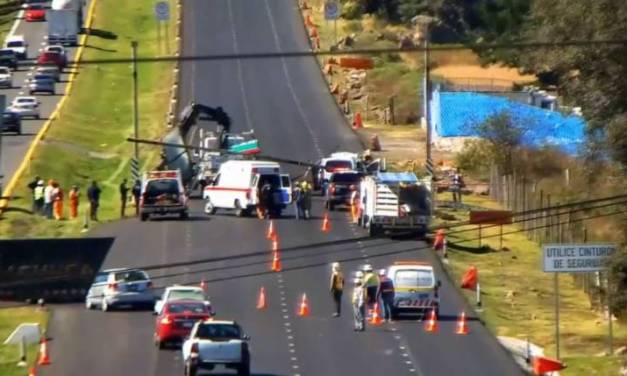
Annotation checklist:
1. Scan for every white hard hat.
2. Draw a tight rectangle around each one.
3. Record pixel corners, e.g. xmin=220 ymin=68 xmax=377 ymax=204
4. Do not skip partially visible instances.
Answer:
xmin=355 ymin=271 xmax=364 ymax=279
xmin=378 ymin=268 xmax=386 ymax=276
xmin=331 ymin=262 xmax=340 ymax=270
xmin=362 ymin=264 xmax=373 ymax=272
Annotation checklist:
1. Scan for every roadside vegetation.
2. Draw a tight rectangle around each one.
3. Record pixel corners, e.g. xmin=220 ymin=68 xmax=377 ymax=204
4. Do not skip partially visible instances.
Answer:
xmin=0 ymin=0 xmax=20 ymax=41
xmin=0 ymin=306 xmax=49 ymax=376
xmin=0 ymin=0 xmax=178 ymax=238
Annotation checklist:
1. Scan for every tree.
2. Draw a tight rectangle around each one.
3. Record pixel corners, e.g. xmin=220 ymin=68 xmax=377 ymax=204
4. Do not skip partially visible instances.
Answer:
xmin=518 ymin=0 xmax=627 ymax=166
xmin=473 ymin=111 xmax=527 ymax=174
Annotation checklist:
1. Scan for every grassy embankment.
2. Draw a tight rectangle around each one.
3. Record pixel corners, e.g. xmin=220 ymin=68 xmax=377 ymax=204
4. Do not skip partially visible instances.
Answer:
xmin=0 ymin=0 xmax=178 ymax=238
xmin=436 ymin=193 xmax=625 ymax=375
xmin=0 ymin=307 xmax=49 ymax=376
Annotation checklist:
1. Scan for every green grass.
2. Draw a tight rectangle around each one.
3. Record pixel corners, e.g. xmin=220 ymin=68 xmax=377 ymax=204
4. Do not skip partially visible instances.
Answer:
xmin=0 ymin=0 xmax=178 ymax=238
xmin=435 ymin=193 xmax=626 ymax=375
xmin=0 ymin=307 xmax=49 ymax=376
xmin=0 ymin=0 xmax=20 ymax=42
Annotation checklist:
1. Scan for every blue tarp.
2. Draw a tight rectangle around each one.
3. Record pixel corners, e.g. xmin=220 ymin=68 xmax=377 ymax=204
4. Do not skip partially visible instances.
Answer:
xmin=430 ymin=91 xmax=586 ymax=155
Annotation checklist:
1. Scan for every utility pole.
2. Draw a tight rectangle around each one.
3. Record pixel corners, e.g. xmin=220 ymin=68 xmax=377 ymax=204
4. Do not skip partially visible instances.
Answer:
xmin=131 ymin=41 xmax=140 ymax=180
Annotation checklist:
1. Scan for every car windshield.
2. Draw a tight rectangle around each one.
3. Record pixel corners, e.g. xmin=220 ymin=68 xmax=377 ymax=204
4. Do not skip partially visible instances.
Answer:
xmin=0 ymin=50 xmax=14 ymax=56
xmin=16 ymin=99 xmax=35 ymax=104
xmin=0 ymin=68 xmax=9 ymax=74
xmin=166 ymin=302 xmax=207 ymax=314
xmin=93 ymin=273 xmax=108 ymax=284
xmin=114 ymin=270 xmax=148 ymax=282
xmin=48 ymin=47 xmax=62 ymax=53
xmin=29 ymin=5 xmax=44 ymax=9
xmin=34 ymin=74 xmax=52 ymax=80
xmin=169 ymin=289 xmax=204 ymax=301
xmin=196 ymin=324 xmax=241 ymax=340
xmin=330 ymin=173 xmax=362 ymax=184
xmin=325 ymin=160 xmax=352 ymax=172
xmin=145 ymin=179 xmax=179 ymax=196
xmin=394 ymin=269 xmax=435 ymax=288
xmin=6 ymin=41 xmax=24 ymax=48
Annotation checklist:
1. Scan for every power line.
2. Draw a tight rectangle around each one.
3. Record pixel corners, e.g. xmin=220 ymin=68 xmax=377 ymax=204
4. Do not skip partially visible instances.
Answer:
xmin=19 ymin=38 xmax=627 ymax=67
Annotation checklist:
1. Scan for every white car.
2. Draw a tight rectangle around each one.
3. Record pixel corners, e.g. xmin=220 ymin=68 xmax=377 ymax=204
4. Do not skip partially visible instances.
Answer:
xmin=44 ymin=44 xmax=67 ymax=58
xmin=182 ymin=320 xmax=250 ymax=376
xmin=154 ymin=285 xmax=212 ymax=315
xmin=85 ymin=268 xmax=155 ymax=311
xmin=5 ymin=35 xmax=28 ymax=60
xmin=8 ymin=96 xmax=40 ymax=119
xmin=0 ymin=66 xmax=12 ymax=88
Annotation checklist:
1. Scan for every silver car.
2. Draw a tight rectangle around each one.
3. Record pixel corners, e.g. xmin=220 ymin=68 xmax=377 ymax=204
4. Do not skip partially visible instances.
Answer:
xmin=85 ymin=268 xmax=155 ymax=311
xmin=28 ymin=74 xmax=55 ymax=95
xmin=35 ymin=65 xmax=61 ymax=82
xmin=8 ymin=96 xmax=40 ymax=119
xmin=0 ymin=66 xmax=12 ymax=88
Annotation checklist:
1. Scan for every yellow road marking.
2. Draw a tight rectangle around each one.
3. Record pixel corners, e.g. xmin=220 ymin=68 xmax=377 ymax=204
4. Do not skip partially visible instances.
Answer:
xmin=0 ymin=0 xmax=98 ymax=211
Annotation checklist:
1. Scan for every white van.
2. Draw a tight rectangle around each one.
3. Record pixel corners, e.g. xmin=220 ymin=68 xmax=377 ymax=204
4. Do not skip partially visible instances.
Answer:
xmin=203 ymin=160 xmax=291 ymax=217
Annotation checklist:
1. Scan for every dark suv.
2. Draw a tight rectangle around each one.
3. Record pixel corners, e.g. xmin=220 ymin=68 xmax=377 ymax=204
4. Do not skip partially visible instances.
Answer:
xmin=0 ymin=49 xmax=18 ymax=70
xmin=1 ymin=111 xmax=22 ymax=134
xmin=325 ymin=171 xmax=363 ymax=210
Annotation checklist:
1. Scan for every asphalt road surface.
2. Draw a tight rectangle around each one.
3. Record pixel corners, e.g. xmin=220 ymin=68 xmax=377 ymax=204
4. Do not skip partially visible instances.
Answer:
xmin=0 ymin=3 xmax=83 ymax=192
xmin=41 ymin=1 xmax=524 ymax=375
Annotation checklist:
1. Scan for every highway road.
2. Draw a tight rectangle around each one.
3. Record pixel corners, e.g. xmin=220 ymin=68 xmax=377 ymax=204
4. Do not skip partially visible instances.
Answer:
xmin=41 ymin=1 xmax=524 ymax=375
xmin=0 ymin=3 xmax=83 ymax=193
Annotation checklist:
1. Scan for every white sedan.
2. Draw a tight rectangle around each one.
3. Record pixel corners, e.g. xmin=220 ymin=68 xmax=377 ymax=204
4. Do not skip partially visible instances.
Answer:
xmin=8 ymin=96 xmax=40 ymax=119
xmin=154 ymin=285 xmax=213 ymax=315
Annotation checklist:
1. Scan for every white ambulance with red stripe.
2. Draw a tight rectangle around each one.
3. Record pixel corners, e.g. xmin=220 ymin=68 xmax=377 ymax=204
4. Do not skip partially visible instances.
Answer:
xmin=202 ymin=160 xmax=291 ymax=217
xmin=386 ymin=261 xmax=441 ymax=317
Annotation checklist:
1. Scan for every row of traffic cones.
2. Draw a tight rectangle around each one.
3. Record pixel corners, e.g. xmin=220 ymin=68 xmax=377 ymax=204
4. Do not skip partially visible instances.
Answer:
xmin=423 ymin=308 xmax=469 ymax=335
xmin=257 ymin=286 xmax=310 ymax=317
xmin=26 ymin=335 xmax=53 ymax=375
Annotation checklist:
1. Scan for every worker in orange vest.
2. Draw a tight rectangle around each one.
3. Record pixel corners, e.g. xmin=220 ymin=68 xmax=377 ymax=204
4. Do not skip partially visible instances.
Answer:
xmin=52 ymin=182 xmax=64 ymax=220
xmin=69 ymin=185 xmax=80 ymax=219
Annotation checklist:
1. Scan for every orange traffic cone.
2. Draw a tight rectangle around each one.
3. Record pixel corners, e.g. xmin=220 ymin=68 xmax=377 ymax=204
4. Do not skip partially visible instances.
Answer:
xmin=29 ymin=367 xmax=36 ymax=376
xmin=271 ymin=251 xmax=282 ymax=272
xmin=305 ymin=14 xmax=314 ymax=27
xmin=257 ymin=287 xmax=267 ymax=310
xmin=266 ymin=220 xmax=276 ymax=240
xmin=455 ymin=311 xmax=469 ymax=335
xmin=200 ymin=279 xmax=208 ymax=292
xmin=37 ymin=337 xmax=51 ymax=366
xmin=370 ymin=303 xmax=383 ymax=326
xmin=321 ymin=212 xmax=331 ymax=233
xmin=297 ymin=293 xmax=310 ymax=317
xmin=424 ymin=308 xmax=439 ymax=333
xmin=272 ymin=238 xmax=279 ymax=253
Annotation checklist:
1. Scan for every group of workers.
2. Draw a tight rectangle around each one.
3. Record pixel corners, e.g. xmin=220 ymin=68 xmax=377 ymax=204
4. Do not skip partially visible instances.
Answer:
xmin=27 ymin=176 xmax=102 ymax=221
xmin=329 ymin=262 xmax=395 ymax=331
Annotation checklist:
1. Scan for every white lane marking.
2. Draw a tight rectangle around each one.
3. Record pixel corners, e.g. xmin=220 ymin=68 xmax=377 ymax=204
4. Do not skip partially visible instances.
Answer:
xmin=8 ymin=9 xmax=24 ymax=38
xmin=225 ymin=0 xmax=253 ymax=130
xmin=262 ymin=0 xmax=323 ymax=158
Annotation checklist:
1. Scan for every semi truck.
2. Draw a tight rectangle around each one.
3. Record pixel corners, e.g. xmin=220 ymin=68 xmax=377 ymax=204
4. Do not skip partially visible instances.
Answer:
xmin=359 ymin=172 xmax=431 ymax=237
xmin=48 ymin=0 xmax=84 ymax=45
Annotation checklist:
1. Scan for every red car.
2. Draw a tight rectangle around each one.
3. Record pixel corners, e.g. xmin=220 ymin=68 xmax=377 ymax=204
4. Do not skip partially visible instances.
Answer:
xmin=37 ymin=52 xmax=66 ymax=70
xmin=25 ymin=4 xmax=46 ymax=22
xmin=154 ymin=300 xmax=212 ymax=349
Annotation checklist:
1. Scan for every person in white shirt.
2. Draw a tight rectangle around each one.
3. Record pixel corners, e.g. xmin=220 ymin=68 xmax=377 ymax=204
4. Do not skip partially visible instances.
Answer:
xmin=43 ymin=180 xmax=55 ymax=219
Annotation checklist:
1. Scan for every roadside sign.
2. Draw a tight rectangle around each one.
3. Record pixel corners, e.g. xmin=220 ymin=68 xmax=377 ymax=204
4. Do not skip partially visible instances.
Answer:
xmin=543 ymin=244 xmax=616 ymax=273
xmin=469 ymin=210 xmax=513 ymax=225
xmin=339 ymin=57 xmax=374 ymax=70
xmin=154 ymin=1 xmax=170 ymax=21
xmin=324 ymin=1 xmax=341 ymax=20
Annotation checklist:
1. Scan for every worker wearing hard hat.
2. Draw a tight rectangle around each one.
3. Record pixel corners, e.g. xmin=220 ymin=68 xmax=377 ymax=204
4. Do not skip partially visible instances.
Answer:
xmin=300 ymin=181 xmax=312 ymax=219
xmin=352 ymin=271 xmax=366 ymax=331
xmin=361 ymin=264 xmax=380 ymax=312
xmin=329 ymin=262 xmax=345 ymax=317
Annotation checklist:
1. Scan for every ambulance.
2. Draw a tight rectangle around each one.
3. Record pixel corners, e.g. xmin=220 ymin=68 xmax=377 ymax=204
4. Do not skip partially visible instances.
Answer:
xmin=203 ymin=160 xmax=291 ymax=217
xmin=139 ymin=170 xmax=189 ymax=221
xmin=386 ymin=261 xmax=441 ymax=318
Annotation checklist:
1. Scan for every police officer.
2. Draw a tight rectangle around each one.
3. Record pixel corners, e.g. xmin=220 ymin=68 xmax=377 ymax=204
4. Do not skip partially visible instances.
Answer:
xmin=362 ymin=264 xmax=380 ymax=313
xmin=378 ymin=269 xmax=395 ymax=322
xmin=352 ymin=271 xmax=366 ymax=331
xmin=329 ymin=262 xmax=344 ymax=317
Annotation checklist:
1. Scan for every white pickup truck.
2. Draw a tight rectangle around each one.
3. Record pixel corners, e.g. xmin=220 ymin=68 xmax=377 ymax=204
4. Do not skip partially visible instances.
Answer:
xmin=182 ymin=320 xmax=250 ymax=376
